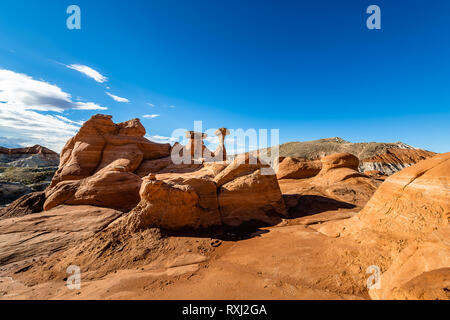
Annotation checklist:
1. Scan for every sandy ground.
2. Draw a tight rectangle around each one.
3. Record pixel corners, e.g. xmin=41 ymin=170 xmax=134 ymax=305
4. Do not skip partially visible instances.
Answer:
xmin=0 ymin=205 xmax=390 ymax=300
xmin=0 ymin=178 xmax=390 ymax=300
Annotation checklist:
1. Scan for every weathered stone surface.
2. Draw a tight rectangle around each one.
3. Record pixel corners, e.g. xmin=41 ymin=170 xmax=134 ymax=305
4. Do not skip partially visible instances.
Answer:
xmin=203 ymin=161 xmax=228 ymax=176
xmin=0 ymin=192 xmax=45 ymax=219
xmin=214 ymin=154 xmax=271 ymax=187
xmin=127 ymin=170 xmax=221 ymax=231
xmin=95 ymin=144 xmax=143 ymax=173
xmin=358 ymin=152 xmax=449 ymax=238
xmin=276 ymin=157 xmax=322 ymax=179
xmin=318 ymin=152 xmax=450 ymax=300
xmin=0 ymin=205 xmax=123 ymax=266
xmin=218 ymin=169 xmax=287 ymax=227
xmin=320 ymin=152 xmax=359 ymax=173
xmin=125 ymin=154 xmax=287 ymax=230
xmin=135 ymin=157 xmax=172 ymax=177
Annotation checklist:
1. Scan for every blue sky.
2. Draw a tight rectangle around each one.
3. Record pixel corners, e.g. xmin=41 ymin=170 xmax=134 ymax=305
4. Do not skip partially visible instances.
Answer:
xmin=0 ymin=0 xmax=449 ymax=153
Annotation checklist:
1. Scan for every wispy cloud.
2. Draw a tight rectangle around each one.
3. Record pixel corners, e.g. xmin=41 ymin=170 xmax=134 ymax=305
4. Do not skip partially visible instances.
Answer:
xmin=66 ymin=64 xmax=107 ymax=83
xmin=0 ymin=69 xmax=106 ymax=112
xmin=142 ymin=114 xmax=160 ymax=119
xmin=147 ymin=103 xmax=155 ymax=107
xmin=0 ymin=69 xmax=103 ymax=151
xmin=0 ymin=107 xmax=82 ymax=152
xmin=146 ymin=135 xmax=179 ymax=144
xmin=106 ymin=92 xmax=130 ymax=103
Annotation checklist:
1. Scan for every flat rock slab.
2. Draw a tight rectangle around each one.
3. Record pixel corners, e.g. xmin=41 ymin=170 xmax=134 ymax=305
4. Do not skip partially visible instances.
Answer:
xmin=0 ymin=205 xmax=123 ymax=268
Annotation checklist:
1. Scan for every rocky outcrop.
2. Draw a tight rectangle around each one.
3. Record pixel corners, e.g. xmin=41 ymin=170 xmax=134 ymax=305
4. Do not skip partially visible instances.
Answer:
xmin=39 ymin=115 xmax=286 ymax=229
xmin=305 ymin=153 xmax=381 ymax=206
xmin=127 ymin=169 xmax=221 ymax=231
xmin=0 ymin=145 xmax=59 ymax=168
xmin=43 ymin=115 xmax=171 ymax=212
xmin=0 ymin=191 xmax=45 ymax=219
xmin=318 ymin=152 xmax=450 ymax=300
xmin=0 ymin=205 xmax=123 ymax=266
xmin=276 ymin=157 xmax=322 ymax=179
xmin=126 ymin=154 xmax=287 ymax=231
xmin=356 ymin=152 xmax=449 ymax=238
xmin=218 ymin=169 xmax=287 ymax=227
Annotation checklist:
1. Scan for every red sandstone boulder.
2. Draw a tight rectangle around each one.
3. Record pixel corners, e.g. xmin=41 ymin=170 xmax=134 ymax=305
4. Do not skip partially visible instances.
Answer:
xmin=276 ymin=157 xmax=322 ymax=179
xmin=218 ymin=169 xmax=287 ymax=227
xmin=126 ymin=169 xmax=221 ymax=231
xmin=320 ymin=152 xmax=359 ymax=173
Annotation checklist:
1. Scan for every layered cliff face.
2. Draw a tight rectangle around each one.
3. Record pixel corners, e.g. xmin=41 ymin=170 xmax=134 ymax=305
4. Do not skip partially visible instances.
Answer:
xmin=358 ymin=148 xmax=436 ymax=175
xmin=0 ymin=145 xmax=59 ymax=205
xmin=0 ymin=145 xmax=59 ymax=168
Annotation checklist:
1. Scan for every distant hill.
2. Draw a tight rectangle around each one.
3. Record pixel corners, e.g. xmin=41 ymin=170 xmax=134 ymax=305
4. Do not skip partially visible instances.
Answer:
xmin=0 ymin=145 xmax=59 ymax=168
xmin=249 ymin=137 xmax=436 ymax=175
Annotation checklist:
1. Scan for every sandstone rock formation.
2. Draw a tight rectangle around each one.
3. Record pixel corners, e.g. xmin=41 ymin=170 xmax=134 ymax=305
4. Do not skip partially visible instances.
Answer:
xmin=44 ymin=115 xmax=171 ymax=211
xmin=38 ymin=115 xmax=286 ymax=230
xmin=126 ymin=154 xmax=286 ymax=231
xmin=127 ymin=169 xmax=221 ymax=231
xmin=213 ymin=128 xmax=230 ymax=161
xmin=318 ymin=152 xmax=450 ymax=300
xmin=309 ymin=153 xmax=381 ymax=206
xmin=0 ymin=191 xmax=45 ymax=219
xmin=276 ymin=157 xmax=322 ymax=179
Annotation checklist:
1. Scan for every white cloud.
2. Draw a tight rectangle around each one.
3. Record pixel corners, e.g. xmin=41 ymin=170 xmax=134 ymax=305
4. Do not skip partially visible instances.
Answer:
xmin=147 ymin=103 xmax=155 ymax=107
xmin=0 ymin=69 xmax=106 ymax=112
xmin=142 ymin=114 xmax=160 ymax=119
xmin=0 ymin=69 xmax=105 ymax=152
xmin=66 ymin=64 xmax=107 ymax=83
xmin=168 ymin=105 xmax=175 ymax=108
xmin=145 ymin=135 xmax=179 ymax=144
xmin=106 ymin=92 xmax=130 ymax=103
xmin=0 ymin=107 xmax=81 ymax=152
